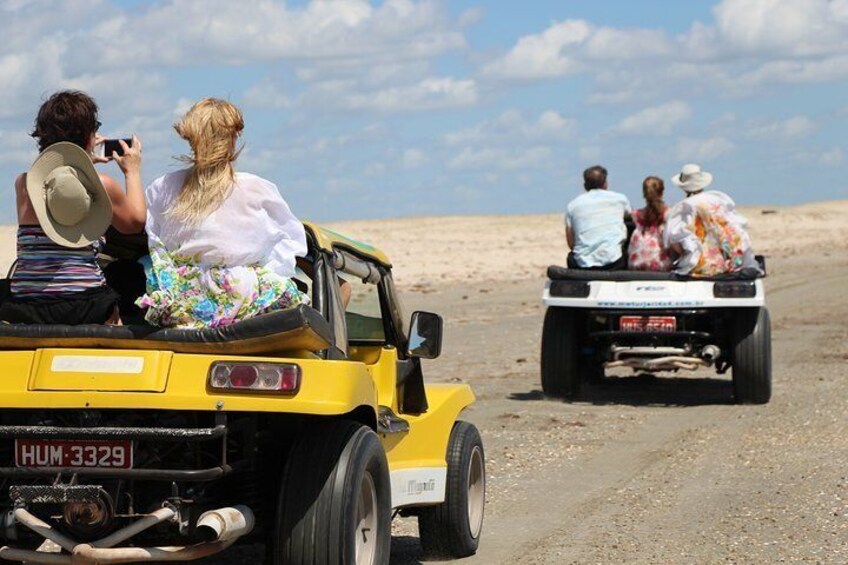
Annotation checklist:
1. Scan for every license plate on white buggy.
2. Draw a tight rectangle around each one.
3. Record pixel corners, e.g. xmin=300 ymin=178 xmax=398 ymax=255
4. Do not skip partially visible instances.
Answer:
xmin=15 ymin=439 xmax=133 ymax=469
xmin=619 ymin=316 xmax=677 ymax=333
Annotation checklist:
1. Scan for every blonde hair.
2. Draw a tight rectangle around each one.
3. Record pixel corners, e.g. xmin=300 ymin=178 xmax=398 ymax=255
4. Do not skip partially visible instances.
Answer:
xmin=169 ymin=98 xmax=244 ymax=225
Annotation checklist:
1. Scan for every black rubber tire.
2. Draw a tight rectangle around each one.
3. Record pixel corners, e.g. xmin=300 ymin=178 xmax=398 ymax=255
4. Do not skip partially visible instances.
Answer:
xmin=731 ymin=307 xmax=772 ymax=404
xmin=418 ymin=421 xmax=485 ymax=559
xmin=269 ymin=420 xmax=391 ymax=565
xmin=540 ymin=307 xmax=581 ymax=399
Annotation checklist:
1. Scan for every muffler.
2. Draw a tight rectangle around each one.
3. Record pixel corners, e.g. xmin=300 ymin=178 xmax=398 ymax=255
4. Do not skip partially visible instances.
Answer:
xmin=194 ymin=506 xmax=255 ymax=543
xmin=1 ymin=505 xmax=255 ymax=564
xmin=701 ymin=345 xmax=721 ymax=363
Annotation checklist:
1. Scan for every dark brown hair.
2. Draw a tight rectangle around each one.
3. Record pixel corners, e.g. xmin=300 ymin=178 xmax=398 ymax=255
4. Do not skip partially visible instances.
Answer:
xmin=583 ymin=165 xmax=608 ymax=190
xmin=31 ymin=90 xmax=99 ymax=152
xmin=642 ymin=176 xmax=666 ymax=226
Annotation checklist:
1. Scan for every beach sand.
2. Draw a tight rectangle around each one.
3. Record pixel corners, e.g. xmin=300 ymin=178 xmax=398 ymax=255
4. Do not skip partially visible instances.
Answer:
xmin=2 ymin=201 xmax=845 ymax=282
xmin=0 ymin=201 xmax=847 ymax=563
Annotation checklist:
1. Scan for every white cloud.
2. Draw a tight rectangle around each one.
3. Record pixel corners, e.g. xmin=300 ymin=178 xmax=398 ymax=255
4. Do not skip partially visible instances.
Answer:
xmin=339 ymin=77 xmax=478 ymax=112
xmin=818 ymin=147 xmax=845 ymax=166
xmin=578 ymin=145 xmax=602 ymax=162
xmin=792 ymin=146 xmax=846 ymax=167
xmin=713 ymin=0 xmax=848 ymax=57
xmin=457 ymin=7 xmax=485 ymax=27
xmin=365 ymin=161 xmax=387 ymax=176
xmin=744 ymin=116 xmax=817 ymax=139
xmin=612 ymin=101 xmax=691 ymax=136
xmin=72 ymin=0 xmax=466 ymax=72
xmin=483 ymin=0 xmax=848 ymax=98
xmin=448 ymin=146 xmax=552 ymax=171
xmin=0 ymin=128 xmax=35 ymax=167
xmin=445 ymin=109 xmax=575 ymax=146
xmin=482 ymin=20 xmax=591 ymax=80
xmin=243 ymin=83 xmax=291 ymax=110
xmin=675 ymin=136 xmax=735 ymax=161
xmin=401 ymin=148 xmax=429 ymax=169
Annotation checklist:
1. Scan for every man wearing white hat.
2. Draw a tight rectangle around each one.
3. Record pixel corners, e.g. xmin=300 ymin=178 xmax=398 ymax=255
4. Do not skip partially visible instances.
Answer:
xmin=664 ymin=164 xmax=760 ymax=276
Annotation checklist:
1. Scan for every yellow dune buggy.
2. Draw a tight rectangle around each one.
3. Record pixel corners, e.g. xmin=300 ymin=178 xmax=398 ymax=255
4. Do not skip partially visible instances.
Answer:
xmin=0 ymin=222 xmax=485 ymax=564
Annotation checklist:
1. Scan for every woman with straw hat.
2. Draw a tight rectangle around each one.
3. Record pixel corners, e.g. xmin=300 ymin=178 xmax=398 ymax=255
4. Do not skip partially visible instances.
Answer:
xmin=0 ymin=90 xmax=145 ymax=325
xmin=663 ymin=163 xmax=759 ymax=276
xmin=136 ymin=98 xmax=307 ymax=329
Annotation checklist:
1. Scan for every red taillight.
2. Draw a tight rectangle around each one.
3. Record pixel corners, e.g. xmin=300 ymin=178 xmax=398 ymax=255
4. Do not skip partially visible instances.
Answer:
xmin=279 ymin=365 xmax=300 ymax=392
xmin=228 ymin=365 xmax=258 ymax=388
xmin=208 ymin=363 xmax=301 ymax=393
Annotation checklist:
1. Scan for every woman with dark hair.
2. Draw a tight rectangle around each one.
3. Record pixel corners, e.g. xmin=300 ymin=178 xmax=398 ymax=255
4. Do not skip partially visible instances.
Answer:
xmin=0 ymin=90 xmax=146 ymax=324
xmin=627 ymin=176 xmax=672 ymax=271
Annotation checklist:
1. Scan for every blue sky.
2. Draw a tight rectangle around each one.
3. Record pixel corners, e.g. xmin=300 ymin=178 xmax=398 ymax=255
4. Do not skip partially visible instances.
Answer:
xmin=1 ymin=0 xmax=846 ymax=224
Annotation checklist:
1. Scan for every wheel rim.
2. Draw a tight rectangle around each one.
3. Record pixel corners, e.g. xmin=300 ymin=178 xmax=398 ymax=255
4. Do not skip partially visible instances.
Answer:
xmin=355 ymin=471 xmax=379 ymax=565
xmin=466 ymin=445 xmax=485 ymax=539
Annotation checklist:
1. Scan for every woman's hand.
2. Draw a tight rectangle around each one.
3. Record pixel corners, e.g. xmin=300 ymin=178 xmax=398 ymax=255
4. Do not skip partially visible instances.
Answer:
xmin=112 ymin=134 xmax=142 ymax=177
xmin=90 ymin=134 xmax=111 ymax=165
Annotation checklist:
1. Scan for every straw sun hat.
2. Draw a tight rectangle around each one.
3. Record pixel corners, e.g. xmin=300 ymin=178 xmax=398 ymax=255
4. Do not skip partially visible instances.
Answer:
xmin=26 ymin=142 xmax=113 ymax=248
xmin=671 ymin=163 xmax=713 ymax=193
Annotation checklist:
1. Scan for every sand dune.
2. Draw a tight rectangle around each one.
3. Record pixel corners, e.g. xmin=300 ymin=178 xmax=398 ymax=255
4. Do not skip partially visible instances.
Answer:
xmin=1 ymin=200 xmax=846 ymax=287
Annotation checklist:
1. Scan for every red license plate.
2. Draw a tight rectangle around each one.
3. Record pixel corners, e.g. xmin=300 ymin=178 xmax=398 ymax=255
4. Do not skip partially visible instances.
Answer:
xmin=15 ymin=439 xmax=133 ymax=469
xmin=620 ymin=316 xmax=677 ymax=333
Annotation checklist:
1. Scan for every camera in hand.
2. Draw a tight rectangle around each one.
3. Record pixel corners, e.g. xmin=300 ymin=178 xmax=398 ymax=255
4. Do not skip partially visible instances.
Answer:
xmin=102 ymin=138 xmax=133 ymax=157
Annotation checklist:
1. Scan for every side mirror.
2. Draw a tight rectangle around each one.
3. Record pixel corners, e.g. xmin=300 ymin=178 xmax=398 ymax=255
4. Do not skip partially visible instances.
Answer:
xmin=406 ymin=311 xmax=443 ymax=359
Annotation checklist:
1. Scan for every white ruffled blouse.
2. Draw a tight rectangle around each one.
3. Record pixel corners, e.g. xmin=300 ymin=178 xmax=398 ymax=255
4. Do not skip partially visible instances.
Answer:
xmin=145 ymin=169 xmax=307 ymax=276
xmin=137 ymin=170 xmax=308 ymax=328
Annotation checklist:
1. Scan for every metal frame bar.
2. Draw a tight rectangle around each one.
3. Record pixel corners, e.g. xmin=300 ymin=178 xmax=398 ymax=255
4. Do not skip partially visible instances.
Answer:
xmin=0 ymin=425 xmax=226 ymax=442
xmin=0 ymin=464 xmax=238 ymax=481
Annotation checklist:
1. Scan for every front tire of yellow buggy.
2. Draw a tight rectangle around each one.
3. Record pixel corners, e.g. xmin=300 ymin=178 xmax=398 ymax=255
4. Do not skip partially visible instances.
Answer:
xmin=418 ymin=421 xmax=485 ymax=559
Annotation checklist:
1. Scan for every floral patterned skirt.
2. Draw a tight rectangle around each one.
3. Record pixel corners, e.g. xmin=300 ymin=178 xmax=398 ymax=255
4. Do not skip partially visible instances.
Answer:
xmin=137 ymin=254 xmax=306 ymax=329
xmin=691 ymin=214 xmax=750 ymax=277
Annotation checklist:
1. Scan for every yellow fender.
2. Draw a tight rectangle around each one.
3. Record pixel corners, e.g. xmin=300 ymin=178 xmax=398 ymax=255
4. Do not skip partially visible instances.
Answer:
xmin=383 ymin=383 xmax=475 ymax=508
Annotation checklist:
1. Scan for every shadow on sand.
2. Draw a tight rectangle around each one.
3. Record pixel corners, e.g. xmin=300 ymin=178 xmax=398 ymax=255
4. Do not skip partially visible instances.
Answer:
xmin=390 ymin=535 xmax=426 ymax=565
xmin=510 ymin=373 xmax=735 ymax=407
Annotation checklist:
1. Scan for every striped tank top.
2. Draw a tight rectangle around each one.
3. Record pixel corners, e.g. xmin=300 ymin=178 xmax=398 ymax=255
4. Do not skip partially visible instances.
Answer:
xmin=10 ymin=225 xmax=106 ymax=296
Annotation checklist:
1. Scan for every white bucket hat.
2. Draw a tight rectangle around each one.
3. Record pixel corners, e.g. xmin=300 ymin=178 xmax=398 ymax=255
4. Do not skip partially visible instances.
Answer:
xmin=671 ymin=163 xmax=713 ymax=193
xmin=26 ymin=142 xmax=113 ymax=248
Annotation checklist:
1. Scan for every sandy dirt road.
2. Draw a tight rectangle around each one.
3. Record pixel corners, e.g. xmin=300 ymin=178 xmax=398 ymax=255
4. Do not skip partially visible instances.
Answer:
xmin=2 ymin=203 xmax=845 ymax=564
xmin=387 ymin=253 xmax=848 ymax=564
xmin=199 ymin=252 xmax=846 ymax=565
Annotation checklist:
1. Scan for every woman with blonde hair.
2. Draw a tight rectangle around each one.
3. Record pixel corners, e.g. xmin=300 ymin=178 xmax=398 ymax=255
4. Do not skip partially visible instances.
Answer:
xmin=627 ymin=175 xmax=672 ymax=271
xmin=137 ymin=98 xmax=306 ymax=328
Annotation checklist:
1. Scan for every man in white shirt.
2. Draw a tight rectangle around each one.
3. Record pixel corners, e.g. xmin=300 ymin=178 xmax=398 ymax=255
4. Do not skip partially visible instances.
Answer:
xmin=565 ymin=165 xmax=632 ymax=270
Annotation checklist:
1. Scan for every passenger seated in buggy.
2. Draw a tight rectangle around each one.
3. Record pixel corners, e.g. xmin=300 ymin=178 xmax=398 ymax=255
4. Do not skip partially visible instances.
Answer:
xmin=137 ymin=98 xmax=307 ymax=329
xmin=0 ymin=90 xmax=145 ymax=326
xmin=565 ymin=165 xmax=632 ymax=271
xmin=664 ymin=164 xmax=761 ymax=277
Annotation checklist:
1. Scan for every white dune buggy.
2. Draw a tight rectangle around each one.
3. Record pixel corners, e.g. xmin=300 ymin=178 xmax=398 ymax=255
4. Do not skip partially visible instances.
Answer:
xmin=540 ymin=259 xmax=771 ymax=404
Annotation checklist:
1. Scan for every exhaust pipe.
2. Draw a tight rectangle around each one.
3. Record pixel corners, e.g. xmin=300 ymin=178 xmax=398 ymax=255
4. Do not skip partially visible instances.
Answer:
xmin=701 ymin=345 xmax=721 ymax=363
xmin=195 ymin=506 xmax=255 ymax=543
xmin=5 ymin=505 xmax=255 ymax=564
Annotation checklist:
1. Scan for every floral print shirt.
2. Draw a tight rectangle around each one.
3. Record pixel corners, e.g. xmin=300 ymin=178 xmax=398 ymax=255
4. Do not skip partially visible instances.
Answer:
xmin=664 ymin=191 xmax=760 ymax=277
xmin=628 ymin=207 xmax=672 ymax=271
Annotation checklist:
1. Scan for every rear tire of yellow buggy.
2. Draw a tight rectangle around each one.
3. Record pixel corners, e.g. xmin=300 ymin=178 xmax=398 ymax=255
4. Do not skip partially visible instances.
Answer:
xmin=418 ymin=421 xmax=485 ymax=559
xmin=269 ymin=420 xmax=391 ymax=565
